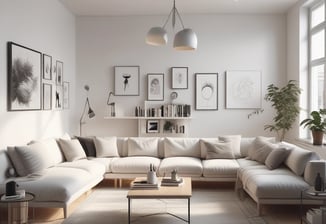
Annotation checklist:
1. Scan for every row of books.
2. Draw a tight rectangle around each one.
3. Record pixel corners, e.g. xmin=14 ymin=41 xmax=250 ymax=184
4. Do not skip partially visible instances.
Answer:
xmin=130 ymin=178 xmax=184 ymax=189
xmin=135 ymin=104 xmax=191 ymax=118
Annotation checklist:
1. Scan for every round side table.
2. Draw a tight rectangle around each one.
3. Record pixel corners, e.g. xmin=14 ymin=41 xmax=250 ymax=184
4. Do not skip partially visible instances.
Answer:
xmin=0 ymin=192 xmax=34 ymax=224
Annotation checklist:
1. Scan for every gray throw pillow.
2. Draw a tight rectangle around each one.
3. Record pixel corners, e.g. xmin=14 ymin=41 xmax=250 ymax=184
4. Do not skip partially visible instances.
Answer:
xmin=58 ymin=139 xmax=87 ymax=162
xmin=77 ymin=136 xmax=96 ymax=157
xmin=265 ymin=147 xmax=290 ymax=170
xmin=200 ymin=139 xmax=234 ymax=159
xmin=248 ymin=137 xmax=278 ymax=163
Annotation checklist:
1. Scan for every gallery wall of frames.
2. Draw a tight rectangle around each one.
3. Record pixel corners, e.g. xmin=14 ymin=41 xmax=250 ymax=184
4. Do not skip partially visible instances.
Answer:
xmin=7 ymin=41 xmax=69 ymax=111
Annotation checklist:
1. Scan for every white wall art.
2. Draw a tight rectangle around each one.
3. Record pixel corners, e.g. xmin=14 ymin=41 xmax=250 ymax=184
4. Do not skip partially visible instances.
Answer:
xmin=147 ymin=73 xmax=164 ymax=101
xmin=171 ymin=67 xmax=188 ymax=89
xmin=226 ymin=70 xmax=262 ymax=109
xmin=195 ymin=73 xmax=218 ymax=110
xmin=114 ymin=66 xmax=140 ymax=96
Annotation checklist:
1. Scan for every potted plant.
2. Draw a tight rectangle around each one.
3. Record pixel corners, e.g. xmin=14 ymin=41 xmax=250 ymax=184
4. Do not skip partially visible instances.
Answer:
xmin=264 ymin=80 xmax=301 ymax=141
xmin=300 ymin=109 xmax=326 ymax=145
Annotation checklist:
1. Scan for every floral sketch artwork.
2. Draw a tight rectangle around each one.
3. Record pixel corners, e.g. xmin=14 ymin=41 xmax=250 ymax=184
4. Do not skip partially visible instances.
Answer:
xmin=171 ymin=67 xmax=188 ymax=89
xmin=226 ymin=70 xmax=262 ymax=109
xmin=8 ymin=42 xmax=42 ymax=111
xmin=195 ymin=73 xmax=218 ymax=110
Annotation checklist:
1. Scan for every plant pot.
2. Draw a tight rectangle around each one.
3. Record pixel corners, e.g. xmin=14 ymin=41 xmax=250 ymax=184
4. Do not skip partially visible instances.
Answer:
xmin=312 ymin=130 xmax=324 ymax=145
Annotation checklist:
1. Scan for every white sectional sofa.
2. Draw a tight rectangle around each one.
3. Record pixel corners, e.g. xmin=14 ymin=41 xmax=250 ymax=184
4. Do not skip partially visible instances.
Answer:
xmin=0 ymin=134 xmax=322 ymax=217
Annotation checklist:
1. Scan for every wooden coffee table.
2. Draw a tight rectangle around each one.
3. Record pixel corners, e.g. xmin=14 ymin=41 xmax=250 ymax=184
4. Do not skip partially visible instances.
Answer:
xmin=127 ymin=177 xmax=192 ymax=224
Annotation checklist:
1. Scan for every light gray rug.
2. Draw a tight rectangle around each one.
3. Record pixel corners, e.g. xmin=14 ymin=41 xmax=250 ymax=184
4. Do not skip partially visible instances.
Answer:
xmin=62 ymin=188 xmax=271 ymax=224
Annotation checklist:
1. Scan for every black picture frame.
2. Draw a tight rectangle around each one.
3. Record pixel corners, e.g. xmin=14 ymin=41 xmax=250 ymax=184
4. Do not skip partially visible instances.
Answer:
xmin=63 ymin=81 xmax=69 ymax=109
xmin=55 ymin=85 xmax=63 ymax=110
xmin=43 ymin=83 xmax=52 ymax=110
xmin=171 ymin=67 xmax=188 ymax=89
xmin=7 ymin=42 xmax=42 ymax=111
xmin=114 ymin=66 xmax=140 ymax=96
xmin=195 ymin=73 xmax=218 ymax=110
xmin=56 ymin=60 xmax=63 ymax=85
xmin=147 ymin=73 xmax=164 ymax=101
xmin=43 ymin=54 xmax=52 ymax=80
xmin=147 ymin=120 xmax=159 ymax=133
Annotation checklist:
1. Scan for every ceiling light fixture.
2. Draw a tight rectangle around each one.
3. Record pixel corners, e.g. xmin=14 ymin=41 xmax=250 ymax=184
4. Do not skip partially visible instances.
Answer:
xmin=145 ymin=0 xmax=197 ymax=51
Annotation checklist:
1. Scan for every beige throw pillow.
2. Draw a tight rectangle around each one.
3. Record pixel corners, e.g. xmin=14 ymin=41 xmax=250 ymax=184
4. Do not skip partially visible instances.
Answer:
xmin=128 ymin=137 xmax=158 ymax=157
xmin=218 ymin=135 xmax=241 ymax=158
xmin=164 ymin=138 xmax=200 ymax=158
xmin=248 ymin=137 xmax=278 ymax=163
xmin=94 ymin=137 xmax=119 ymax=157
xmin=58 ymin=139 xmax=87 ymax=162
xmin=200 ymin=139 xmax=234 ymax=159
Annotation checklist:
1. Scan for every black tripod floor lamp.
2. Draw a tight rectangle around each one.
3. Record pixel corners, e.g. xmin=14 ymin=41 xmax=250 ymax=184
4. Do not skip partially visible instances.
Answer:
xmin=80 ymin=85 xmax=95 ymax=136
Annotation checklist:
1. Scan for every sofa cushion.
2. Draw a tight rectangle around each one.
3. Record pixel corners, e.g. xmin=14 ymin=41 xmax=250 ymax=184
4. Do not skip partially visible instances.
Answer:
xmin=218 ymin=135 xmax=241 ymax=158
xmin=111 ymin=157 xmax=161 ymax=174
xmin=77 ymin=136 xmax=96 ymax=157
xmin=200 ymin=139 xmax=234 ymax=159
xmin=284 ymin=145 xmax=318 ymax=176
xmin=55 ymin=159 xmax=106 ymax=177
xmin=265 ymin=147 xmax=290 ymax=170
xmin=12 ymin=143 xmax=56 ymax=176
xmin=245 ymin=174 xmax=309 ymax=199
xmin=202 ymin=159 xmax=239 ymax=178
xmin=89 ymin=157 xmax=118 ymax=173
xmin=29 ymin=138 xmax=65 ymax=164
xmin=58 ymin=139 xmax=87 ymax=162
xmin=128 ymin=137 xmax=158 ymax=157
xmin=240 ymin=137 xmax=255 ymax=157
xmin=158 ymin=157 xmax=203 ymax=177
xmin=236 ymin=158 xmax=262 ymax=168
xmin=164 ymin=138 xmax=200 ymax=158
xmin=94 ymin=137 xmax=119 ymax=158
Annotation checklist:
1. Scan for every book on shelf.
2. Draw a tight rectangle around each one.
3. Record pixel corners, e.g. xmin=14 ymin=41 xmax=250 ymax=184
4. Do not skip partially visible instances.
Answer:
xmin=161 ymin=177 xmax=184 ymax=186
xmin=1 ymin=190 xmax=25 ymax=201
xmin=131 ymin=180 xmax=160 ymax=189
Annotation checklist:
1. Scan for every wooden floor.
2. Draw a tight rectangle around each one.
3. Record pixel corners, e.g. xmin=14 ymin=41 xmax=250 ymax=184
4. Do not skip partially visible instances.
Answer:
xmin=0 ymin=180 xmax=306 ymax=224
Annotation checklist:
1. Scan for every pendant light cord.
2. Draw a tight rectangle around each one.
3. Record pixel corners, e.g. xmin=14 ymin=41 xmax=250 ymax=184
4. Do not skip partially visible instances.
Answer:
xmin=162 ymin=0 xmax=185 ymax=30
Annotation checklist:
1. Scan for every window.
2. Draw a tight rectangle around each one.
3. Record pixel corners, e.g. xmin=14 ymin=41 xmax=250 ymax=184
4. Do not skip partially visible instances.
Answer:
xmin=309 ymin=1 xmax=326 ymax=112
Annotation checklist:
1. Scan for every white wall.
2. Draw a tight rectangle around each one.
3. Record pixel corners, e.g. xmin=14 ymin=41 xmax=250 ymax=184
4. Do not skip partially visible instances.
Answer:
xmin=75 ymin=14 xmax=287 ymax=138
xmin=0 ymin=0 xmax=76 ymax=148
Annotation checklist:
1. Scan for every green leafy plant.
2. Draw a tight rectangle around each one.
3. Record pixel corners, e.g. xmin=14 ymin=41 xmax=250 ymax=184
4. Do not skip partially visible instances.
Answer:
xmin=300 ymin=109 xmax=326 ymax=132
xmin=264 ymin=80 xmax=301 ymax=141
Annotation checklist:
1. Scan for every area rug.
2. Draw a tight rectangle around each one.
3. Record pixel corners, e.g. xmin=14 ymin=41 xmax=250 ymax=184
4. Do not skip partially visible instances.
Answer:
xmin=62 ymin=187 xmax=272 ymax=224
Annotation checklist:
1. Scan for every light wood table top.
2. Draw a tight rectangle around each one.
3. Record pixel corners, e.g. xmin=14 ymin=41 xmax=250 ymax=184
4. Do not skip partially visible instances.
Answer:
xmin=127 ymin=177 xmax=192 ymax=199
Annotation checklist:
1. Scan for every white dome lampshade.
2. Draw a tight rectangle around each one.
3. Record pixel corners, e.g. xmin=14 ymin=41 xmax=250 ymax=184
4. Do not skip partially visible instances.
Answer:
xmin=173 ymin=28 xmax=197 ymax=51
xmin=146 ymin=27 xmax=168 ymax=46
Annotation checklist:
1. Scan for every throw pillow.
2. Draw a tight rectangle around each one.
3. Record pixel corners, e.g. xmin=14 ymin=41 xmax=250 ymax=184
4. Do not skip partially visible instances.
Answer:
xmin=58 ymin=139 xmax=87 ymax=162
xmin=128 ymin=137 xmax=158 ymax=157
xmin=14 ymin=142 xmax=55 ymax=176
xmin=265 ymin=147 xmax=290 ymax=170
xmin=248 ymin=137 xmax=278 ymax=164
xmin=28 ymin=138 xmax=65 ymax=164
xmin=77 ymin=136 xmax=96 ymax=157
xmin=200 ymin=139 xmax=234 ymax=159
xmin=164 ymin=137 xmax=200 ymax=158
xmin=7 ymin=146 xmax=25 ymax=177
xmin=94 ymin=136 xmax=119 ymax=157
xmin=218 ymin=135 xmax=241 ymax=158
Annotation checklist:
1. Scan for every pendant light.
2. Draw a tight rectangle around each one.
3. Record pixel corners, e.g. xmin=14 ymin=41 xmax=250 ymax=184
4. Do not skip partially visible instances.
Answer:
xmin=145 ymin=0 xmax=197 ymax=51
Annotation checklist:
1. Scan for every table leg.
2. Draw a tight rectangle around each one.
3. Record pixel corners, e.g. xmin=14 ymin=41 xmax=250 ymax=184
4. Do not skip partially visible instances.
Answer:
xmin=188 ymin=198 xmax=190 ymax=223
xmin=128 ymin=198 xmax=131 ymax=224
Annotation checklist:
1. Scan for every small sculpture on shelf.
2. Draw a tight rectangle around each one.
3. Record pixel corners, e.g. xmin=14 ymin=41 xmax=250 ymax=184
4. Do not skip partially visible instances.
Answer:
xmin=107 ymin=91 xmax=116 ymax=117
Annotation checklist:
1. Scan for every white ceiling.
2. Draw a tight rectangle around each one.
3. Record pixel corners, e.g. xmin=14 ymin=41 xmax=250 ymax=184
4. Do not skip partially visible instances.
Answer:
xmin=59 ymin=0 xmax=300 ymax=16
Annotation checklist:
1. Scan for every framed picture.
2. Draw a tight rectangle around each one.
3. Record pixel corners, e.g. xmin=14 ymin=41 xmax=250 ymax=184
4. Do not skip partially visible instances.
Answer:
xmin=63 ymin=82 xmax=69 ymax=109
xmin=7 ymin=42 xmax=42 ymax=111
xmin=225 ymin=70 xmax=262 ymax=109
xmin=171 ymin=67 xmax=188 ymax=89
xmin=56 ymin=60 xmax=63 ymax=85
xmin=43 ymin=54 xmax=52 ymax=80
xmin=147 ymin=73 xmax=164 ymax=101
xmin=195 ymin=73 xmax=218 ymax=110
xmin=147 ymin=120 xmax=159 ymax=133
xmin=43 ymin=83 xmax=52 ymax=110
xmin=114 ymin=66 xmax=140 ymax=96
xmin=55 ymin=85 xmax=63 ymax=109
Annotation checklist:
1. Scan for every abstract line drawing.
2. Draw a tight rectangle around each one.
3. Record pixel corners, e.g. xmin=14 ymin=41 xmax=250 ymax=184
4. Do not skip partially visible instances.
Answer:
xmin=56 ymin=60 xmax=63 ymax=85
xmin=114 ymin=66 xmax=139 ymax=96
xmin=171 ymin=67 xmax=188 ymax=89
xmin=195 ymin=73 xmax=218 ymax=110
xmin=148 ymin=73 xmax=164 ymax=101
xmin=8 ymin=42 xmax=42 ymax=111
xmin=226 ymin=70 xmax=262 ymax=109
xmin=43 ymin=54 xmax=52 ymax=80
